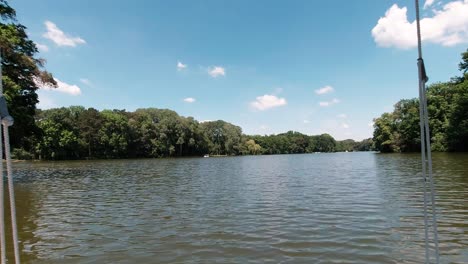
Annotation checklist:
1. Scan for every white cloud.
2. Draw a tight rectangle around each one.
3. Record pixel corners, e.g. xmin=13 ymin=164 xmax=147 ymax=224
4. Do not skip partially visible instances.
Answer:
xmin=372 ymin=1 xmax=468 ymax=49
xmin=315 ymin=85 xmax=334 ymax=95
xmin=342 ymin=123 xmax=350 ymax=129
xmin=424 ymin=0 xmax=436 ymax=9
xmin=250 ymin=94 xmax=287 ymax=111
xmin=208 ymin=66 xmax=226 ymax=77
xmin=36 ymin=43 xmax=49 ymax=52
xmin=338 ymin=114 xmax=347 ymax=118
xmin=40 ymin=78 xmax=82 ymax=95
xmin=37 ymin=93 xmax=56 ymax=109
xmin=200 ymin=120 xmax=213 ymax=123
xmin=319 ymin=98 xmax=340 ymax=107
xmin=368 ymin=122 xmax=374 ymax=127
xmin=183 ymin=97 xmax=196 ymax=103
xmin=303 ymin=120 xmax=310 ymax=124
xmin=177 ymin=61 xmax=187 ymax=71
xmin=43 ymin=21 xmax=86 ymax=47
xmin=80 ymin=78 xmax=92 ymax=86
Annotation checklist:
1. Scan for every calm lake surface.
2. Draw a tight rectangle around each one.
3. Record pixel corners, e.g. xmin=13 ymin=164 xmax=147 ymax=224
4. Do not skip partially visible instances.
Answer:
xmin=5 ymin=152 xmax=468 ymax=263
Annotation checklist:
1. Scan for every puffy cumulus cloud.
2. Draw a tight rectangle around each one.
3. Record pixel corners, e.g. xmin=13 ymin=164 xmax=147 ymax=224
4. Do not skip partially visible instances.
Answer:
xmin=303 ymin=120 xmax=310 ymax=124
xmin=342 ymin=123 xmax=350 ymax=129
xmin=183 ymin=97 xmax=196 ymax=103
xmin=250 ymin=94 xmax=287 ymax=111
xmin=319 ymin=98 xmax=340 ymax=107
xmin=371 ymin=1 xmax=468 ymax=49
xmin=39 ymin=78 xmax=82 ymax=95
xmin=43 ymin=21 xmax=86 ymax=47
xmin=177 ymin=61 xmax=187 ymax=71
xmin=315 ymin=85 xmax=334 ymax=95
xmin=208 ymin=66 xmax=226 ymax=77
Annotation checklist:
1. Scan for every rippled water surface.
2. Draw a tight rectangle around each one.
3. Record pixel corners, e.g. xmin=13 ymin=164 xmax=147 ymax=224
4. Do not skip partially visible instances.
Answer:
xmin=5 ymin=152 xmax=468 ymax=263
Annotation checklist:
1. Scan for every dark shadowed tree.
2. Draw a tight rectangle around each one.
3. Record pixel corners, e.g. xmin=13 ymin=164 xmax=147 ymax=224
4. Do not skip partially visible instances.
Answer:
xmin=0 ymin=0 xmax=55 ymax=151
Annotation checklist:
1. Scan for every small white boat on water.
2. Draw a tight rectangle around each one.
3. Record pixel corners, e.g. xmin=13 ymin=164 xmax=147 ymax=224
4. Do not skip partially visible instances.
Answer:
xmin=203 ymin=154 xmax=209 ymax=158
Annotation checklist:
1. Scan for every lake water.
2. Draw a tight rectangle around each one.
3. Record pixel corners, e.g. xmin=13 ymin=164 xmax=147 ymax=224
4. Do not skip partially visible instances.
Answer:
xmin=5 ymin=152 xmax=468 ymax=263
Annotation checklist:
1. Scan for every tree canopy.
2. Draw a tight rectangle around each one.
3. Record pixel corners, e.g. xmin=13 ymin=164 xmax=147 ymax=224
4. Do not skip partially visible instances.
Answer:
xmin=373 ymin=48 xmax=468 ymax=152
xmin=0 ymin=0 xmax=55 ymax=150
xmin=14 ymin=107 xmax=372 ymax=160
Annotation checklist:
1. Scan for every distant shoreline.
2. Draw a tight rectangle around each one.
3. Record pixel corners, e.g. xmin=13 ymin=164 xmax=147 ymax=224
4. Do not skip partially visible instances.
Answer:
xmin=11 ymin=151 xmax=383 ymax=162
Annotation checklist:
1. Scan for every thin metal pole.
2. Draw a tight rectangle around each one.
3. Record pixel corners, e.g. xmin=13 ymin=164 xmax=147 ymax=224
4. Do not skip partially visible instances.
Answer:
xmin=415 ymin=0 xmax=423 ymax=59
xmin=3 ymin=124 xmax=20 ymax=264
xmin=0 ymin=51 xmax=5 ymax=264
xmin=415 ymin=0 xmax=440 ymax=263
xmin=417 ymin=60 xmax=430 ymax=264
xmin=421 ymin=75 xmax=440 ymax=264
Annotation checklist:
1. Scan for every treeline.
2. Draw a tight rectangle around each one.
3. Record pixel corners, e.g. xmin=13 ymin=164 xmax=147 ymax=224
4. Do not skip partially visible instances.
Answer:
xmin=373 ymin=48 xmax=468 ymax=152
xmin=12 ymin=107 xmax=373 ymax=160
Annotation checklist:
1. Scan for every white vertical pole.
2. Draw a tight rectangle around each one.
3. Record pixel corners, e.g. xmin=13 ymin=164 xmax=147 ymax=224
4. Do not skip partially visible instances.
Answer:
xmin=0 ymin=50 xmax=6 ymax=264
xmin=3 ymin=123 xmax=20 ymax=264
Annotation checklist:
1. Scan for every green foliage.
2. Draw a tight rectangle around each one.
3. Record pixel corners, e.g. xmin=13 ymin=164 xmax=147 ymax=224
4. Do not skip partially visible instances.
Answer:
xmin=459 ymin=48 xmax=468 ymax=75
xmin=99 ymin=110 xmax=130 ymax=158
xmin=200 ymin=120 xmax=242 ymax=155
xmin=12 ymin=148 xmax=32 ymax=160
xmin=245 ymin=132 xmax=347 ymax=154
xmin=373 ymin=113 xmax=399 ymax=153
xmin=10 ymin=106 xmax=376 ymax=160
xmin=373 ymin=48 xmax=468 ymax=152
xmin=335 ymin=139 xmax=355 ymax=152
xmin=353 ymin=138 xmax=374 ymax=151
xmin=446 ymin=80 xmax=468 ymax=151
xmin=0 ymin=0 xmax=55 ymax=151
xmin=243 ymin=139 xmax=262 ymax=155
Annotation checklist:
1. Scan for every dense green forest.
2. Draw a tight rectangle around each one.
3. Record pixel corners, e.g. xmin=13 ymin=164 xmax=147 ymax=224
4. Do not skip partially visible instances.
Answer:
xmin=12 ymin=107 xmax=372 ymax=160
xmin=373 ymin=48 xmax=468 ymax=153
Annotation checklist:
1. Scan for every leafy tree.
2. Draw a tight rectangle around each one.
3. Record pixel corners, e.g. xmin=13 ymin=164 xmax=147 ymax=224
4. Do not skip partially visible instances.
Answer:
xmin=373 ymin=113 xmax=399 ymax=153
xmin=447 ymin=80 xmax=468 ymax=151
xmin=393 ymin=99 xmax=420 ymax=152
xmin=98 ymin=110 xmax=130 ymax=158
xmin=336 ymin=139 xmax=355 ymax=152
xmin=459 ymin=48 xmax=468 ymax=75
xmin=244 ymin=139 xmax=262 ymax=155
xmin=200 ymin=120 xmax=242 ymax=155
xmin=372 ymin=48 xmax=468 ymax=153
xmin=0 ymin=0 xmax=55 ymax=150
xmin=314 ymin=134 xmax=336 ymax=152
xmin=77 ymin=108 xmax=103 ymax=158
xmin=353 ymin=138 xmax=374 ymax=151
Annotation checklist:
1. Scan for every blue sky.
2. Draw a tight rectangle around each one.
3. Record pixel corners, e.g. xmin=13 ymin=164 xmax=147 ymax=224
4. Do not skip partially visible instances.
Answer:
xmin=14 ymin=0 xmax=468 ymax=140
